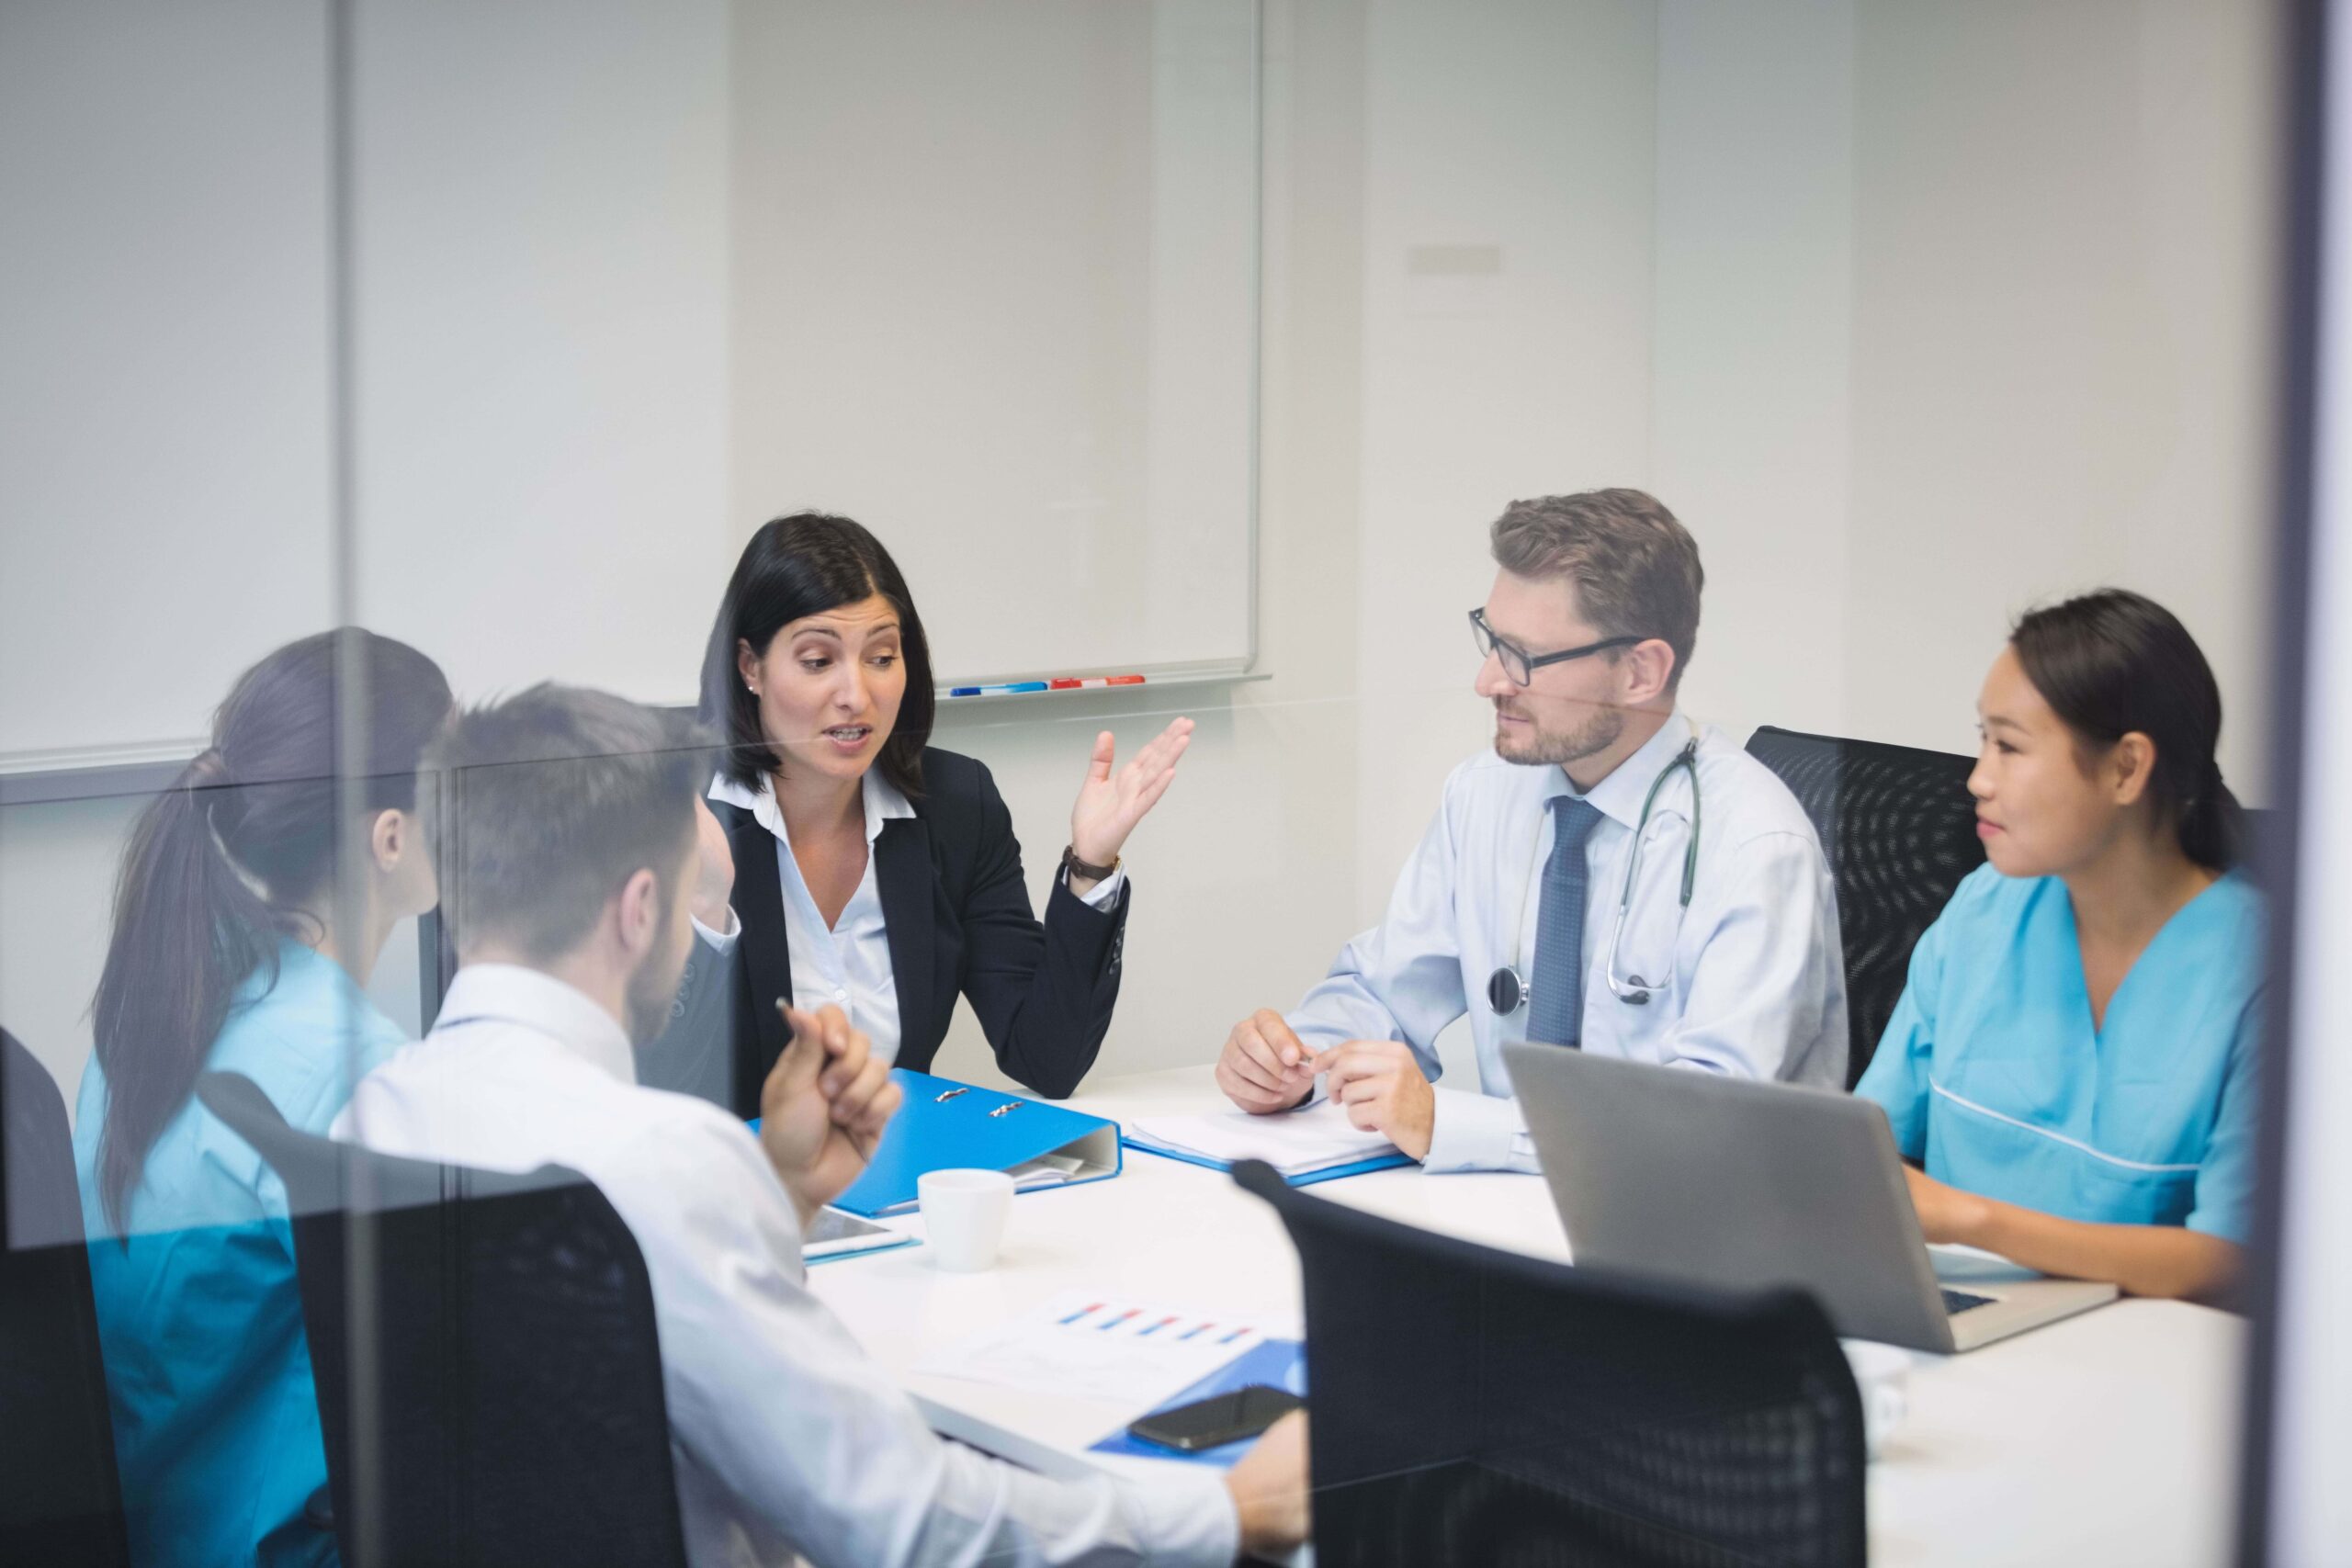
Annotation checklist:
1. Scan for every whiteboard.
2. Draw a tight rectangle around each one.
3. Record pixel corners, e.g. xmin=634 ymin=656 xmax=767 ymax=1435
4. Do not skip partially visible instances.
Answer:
xmin=0 ymin=0 xmax=1261 ymax=771
xmin=730 ymin=0 xmax=1261 ymax=685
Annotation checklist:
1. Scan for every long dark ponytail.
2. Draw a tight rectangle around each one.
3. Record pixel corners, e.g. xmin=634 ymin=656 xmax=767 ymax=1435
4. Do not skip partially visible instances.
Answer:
xmin=2010 ymin=589 xmax=2240 ymax=872
xmin=90 ymin=630 xmax=451 ymax=1232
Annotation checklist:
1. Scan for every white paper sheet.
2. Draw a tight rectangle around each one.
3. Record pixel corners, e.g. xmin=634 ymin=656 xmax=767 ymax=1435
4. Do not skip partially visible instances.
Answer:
xmin=1125 ymin=1099 xmax=1399 ymax=1177
xmin=913 ymin=1292 xmax=1282 ymax=1409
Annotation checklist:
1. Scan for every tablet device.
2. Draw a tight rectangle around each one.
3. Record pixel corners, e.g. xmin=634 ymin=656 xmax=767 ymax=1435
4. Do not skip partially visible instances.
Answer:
xmin=803 ymin=1206 xmax=902 ymax=1258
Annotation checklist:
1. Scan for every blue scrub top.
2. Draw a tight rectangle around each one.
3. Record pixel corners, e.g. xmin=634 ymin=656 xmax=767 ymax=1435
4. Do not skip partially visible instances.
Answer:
xmin=1856 ymin=863 xmax=2263 ymax=1244
xmin=74 ymin=940 xmax=407 ymax=1568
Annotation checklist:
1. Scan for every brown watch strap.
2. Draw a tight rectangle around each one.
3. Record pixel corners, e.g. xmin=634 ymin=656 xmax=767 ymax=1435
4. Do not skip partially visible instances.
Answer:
xmin=1060 ymin=844 xmax=1121 ymax=883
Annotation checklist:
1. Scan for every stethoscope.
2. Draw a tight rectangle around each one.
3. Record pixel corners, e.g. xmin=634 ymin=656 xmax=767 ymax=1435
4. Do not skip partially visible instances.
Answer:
xmin=1486 ymin=731 xmax=1703 ymax=1014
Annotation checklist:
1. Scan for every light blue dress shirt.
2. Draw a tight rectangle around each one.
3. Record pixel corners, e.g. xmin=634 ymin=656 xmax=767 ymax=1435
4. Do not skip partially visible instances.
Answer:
xmin=1287 ymin=713 xmax=1848 ymax=1172
xmin=1856 ymin=863 xmax=2264 ymax=1243
xmin=74 ymin=939 xmax=406 ymax=1568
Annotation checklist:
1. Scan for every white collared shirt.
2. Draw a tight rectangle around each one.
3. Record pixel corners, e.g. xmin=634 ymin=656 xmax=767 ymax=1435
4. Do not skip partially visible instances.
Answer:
xmin=334 ymin=964 xmax=1235 ymax=1568
xmin=704 ymin=772 xmax=1124 ymax=1065
xmin=1288 ymin=712 xmax=1848 ymax=1173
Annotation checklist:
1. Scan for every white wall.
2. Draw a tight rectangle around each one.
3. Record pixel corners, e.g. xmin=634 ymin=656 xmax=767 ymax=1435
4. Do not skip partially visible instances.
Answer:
xmin=0 ymin=796 xmax=145 ymax=1105
xmin=1841 ymin=0 xmax=2279 ymax=780
xmin=1652 ymin=0 xmax=1858 ymax=743
xmin=1351 ymin=0 xmax=1659 ymax=908
xmin=729 ymin=0 xmax=1260 ymax=684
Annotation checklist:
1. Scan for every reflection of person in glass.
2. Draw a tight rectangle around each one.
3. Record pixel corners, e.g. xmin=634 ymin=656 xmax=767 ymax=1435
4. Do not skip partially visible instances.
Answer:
xmin=73 ymin=630 xmax=452 ymax=1568
xmin=337 ymin=686 xmax=1308 ymax=1566
xmin=639 ymin=513 xmax=1193 ymax=1113
xmin=1216 ymin=490 xmax=1847 ymax=1169
xmin=1858 ymin=591 xmax=2260 ymax=1303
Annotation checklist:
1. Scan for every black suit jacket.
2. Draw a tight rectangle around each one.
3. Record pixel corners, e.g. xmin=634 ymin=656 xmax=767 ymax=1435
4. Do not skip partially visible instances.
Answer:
xmin=639 ymin=748 xmax=1127 ymax=1116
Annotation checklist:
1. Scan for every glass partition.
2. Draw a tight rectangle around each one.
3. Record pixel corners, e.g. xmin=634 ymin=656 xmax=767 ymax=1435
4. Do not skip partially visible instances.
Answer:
xmin=0 ymin=1 xmax=2290 ymax=1562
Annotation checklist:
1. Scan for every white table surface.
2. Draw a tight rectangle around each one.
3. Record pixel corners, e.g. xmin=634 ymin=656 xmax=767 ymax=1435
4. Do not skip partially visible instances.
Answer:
xmin=808 ymin=1066 xmax=2246 ymax=1566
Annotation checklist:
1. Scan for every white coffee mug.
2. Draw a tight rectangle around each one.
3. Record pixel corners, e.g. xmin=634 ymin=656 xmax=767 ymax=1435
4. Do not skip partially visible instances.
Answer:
xmin=918 ymin=1168 xmax=1015 ymax=1272
xmin=1841 ymin=1340 xmax=1912 ymax=1459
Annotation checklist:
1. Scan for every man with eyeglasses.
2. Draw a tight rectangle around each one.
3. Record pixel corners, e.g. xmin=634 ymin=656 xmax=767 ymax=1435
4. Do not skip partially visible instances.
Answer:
xmin=1216 ymin=489 xmax=1846 ymax=1170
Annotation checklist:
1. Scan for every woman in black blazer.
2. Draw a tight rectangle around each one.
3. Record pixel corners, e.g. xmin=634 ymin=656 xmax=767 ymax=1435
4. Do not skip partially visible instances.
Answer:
xmin=643 ymin=513 xmax=1193 ymax=1115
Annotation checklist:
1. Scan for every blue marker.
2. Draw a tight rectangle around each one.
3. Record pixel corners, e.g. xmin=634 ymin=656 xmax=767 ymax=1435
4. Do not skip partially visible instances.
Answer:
xmin=947 ymin=682 xmax=1050 ymax=697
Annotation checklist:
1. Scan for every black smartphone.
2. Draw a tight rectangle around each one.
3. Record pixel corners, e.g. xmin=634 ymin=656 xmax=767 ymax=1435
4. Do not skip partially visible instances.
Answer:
xmin=1126 ymin=1384 xmax=1303 ymax=1452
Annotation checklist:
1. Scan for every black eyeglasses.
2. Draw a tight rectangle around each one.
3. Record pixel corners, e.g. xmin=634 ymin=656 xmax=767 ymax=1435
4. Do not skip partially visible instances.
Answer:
xmin=1468 ymin=608 xmax=1645 ymax=687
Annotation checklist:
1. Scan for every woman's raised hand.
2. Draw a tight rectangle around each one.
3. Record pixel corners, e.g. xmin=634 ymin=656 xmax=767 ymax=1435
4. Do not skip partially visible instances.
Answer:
xmin=1069 ymin=716 xmax=1194 ymax=869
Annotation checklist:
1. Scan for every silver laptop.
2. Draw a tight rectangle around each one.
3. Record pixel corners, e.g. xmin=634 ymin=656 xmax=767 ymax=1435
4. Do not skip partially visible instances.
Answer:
xmin=1503 ymin=1043 xmax=2117 ymax=1352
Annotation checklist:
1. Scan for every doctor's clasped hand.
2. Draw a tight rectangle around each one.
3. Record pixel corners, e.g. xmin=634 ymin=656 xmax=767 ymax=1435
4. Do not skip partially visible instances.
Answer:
xmin=1209 ymin=1011 xmax=1442 ymax=1157
xmin=1213 ymin=1009 xmax=1317 ymax=1113
xmin=1322 ymin=1040 xmax=1437 ymax=1159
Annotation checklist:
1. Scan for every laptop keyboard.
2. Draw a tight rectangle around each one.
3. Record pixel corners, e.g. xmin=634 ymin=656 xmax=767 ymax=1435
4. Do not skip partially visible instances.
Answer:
xmin=1940 ymin=1287 xmax=1997 ymax=1316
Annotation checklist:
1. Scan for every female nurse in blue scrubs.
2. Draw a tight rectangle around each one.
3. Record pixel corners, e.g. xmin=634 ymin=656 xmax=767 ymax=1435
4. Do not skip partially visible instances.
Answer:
xmin=74 ymin=631 xmax=452 ymax=1566
xmin=1856 ymin=589 xmax=2259 ymax=1303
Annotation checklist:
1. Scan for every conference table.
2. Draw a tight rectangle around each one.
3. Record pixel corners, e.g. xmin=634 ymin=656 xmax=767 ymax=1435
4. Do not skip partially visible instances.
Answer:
xmin=808 ymin=1066 xmax=2247 ymax=1565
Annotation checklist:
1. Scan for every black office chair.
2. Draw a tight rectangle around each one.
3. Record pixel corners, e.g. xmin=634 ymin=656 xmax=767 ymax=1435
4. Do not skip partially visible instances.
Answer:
xmin=1 ymin=1031 xmax=133 ymax=1567
xmin=1746 ymin=725 xmax=1984 ymax=1087
xmin=1237 ymin=1160 xmax=1866 ymax=1568
xmin=5 ymin=1027 xmax=83 ymax=1252
xmin=196 ymin=1070 xmax=688 ymax=1568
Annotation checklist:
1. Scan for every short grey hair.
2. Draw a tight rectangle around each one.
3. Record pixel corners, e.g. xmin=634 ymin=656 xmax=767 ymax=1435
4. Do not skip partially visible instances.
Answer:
xmin=425 ymin=684 xmax=709 ymax=964
xmin=1489 ymin=489 xmax=1705 ymax=690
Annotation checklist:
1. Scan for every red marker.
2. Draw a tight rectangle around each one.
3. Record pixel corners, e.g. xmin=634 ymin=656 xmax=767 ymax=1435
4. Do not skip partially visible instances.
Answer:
xmin=1048 ymin=678 xmax=1084 ymax=690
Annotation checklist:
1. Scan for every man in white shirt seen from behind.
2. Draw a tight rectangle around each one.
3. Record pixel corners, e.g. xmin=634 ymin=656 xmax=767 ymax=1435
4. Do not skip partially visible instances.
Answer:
xmin=1216 ymin=489 xmax=1847 ymax=1171
xmin=338 ymin=684 xmax=1306 ymax=1568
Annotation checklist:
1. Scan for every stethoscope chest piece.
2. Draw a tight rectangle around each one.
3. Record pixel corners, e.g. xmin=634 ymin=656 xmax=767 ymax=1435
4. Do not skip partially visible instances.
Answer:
xmin=1486 ymin=966 xmax=1529 ymax=1015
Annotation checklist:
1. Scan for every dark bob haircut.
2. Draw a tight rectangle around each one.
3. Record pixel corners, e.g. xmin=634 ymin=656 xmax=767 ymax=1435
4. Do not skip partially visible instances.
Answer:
xmin=700 ymin=512 xmax=935 ymax=799
xmin=2010 ymin=587 xmax=2241 ymax=871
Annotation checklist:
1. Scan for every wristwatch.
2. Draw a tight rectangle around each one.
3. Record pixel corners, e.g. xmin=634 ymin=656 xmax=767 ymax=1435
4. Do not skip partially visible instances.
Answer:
xmin=1060 ymin=844 xmax=1121 ymax=883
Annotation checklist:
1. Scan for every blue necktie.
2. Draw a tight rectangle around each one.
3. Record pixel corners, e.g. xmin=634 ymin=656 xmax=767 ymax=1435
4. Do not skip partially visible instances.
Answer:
xmin=1527 ymin=795 xmax=1605 ymax=1047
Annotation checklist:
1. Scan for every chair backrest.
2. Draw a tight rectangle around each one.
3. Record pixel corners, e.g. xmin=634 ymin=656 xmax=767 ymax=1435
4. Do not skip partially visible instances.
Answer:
xmin=1 ymin=1031 xmax=132 ymax=1567
xmin=5 ymin=1028 xmax=83 ymax=1252
xmin=1237 ymin=1160 xmax=1867 ymax=1568
xmin=1746 ymin=725 xmax=1984 ymax=1087
xmin=196 ymin=1070 xmax=687 ymax=1568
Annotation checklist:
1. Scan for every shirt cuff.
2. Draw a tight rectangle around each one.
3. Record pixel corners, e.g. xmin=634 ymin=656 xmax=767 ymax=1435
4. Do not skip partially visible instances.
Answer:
xmin=1422 ymin=1087 xmax=1535 ymax=1174
xmin=1122 ymin=1466 xmax=1238 ymax=1568
xmin=1069 ymin=865 xmax=1126 ymax=909
xmin=693 ymin=908 xmax=740 ymax=951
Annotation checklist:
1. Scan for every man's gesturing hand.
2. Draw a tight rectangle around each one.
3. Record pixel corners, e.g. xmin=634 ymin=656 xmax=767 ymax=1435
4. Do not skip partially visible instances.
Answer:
xmin=759 ymin=1002 xmax=901 ymax=1223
